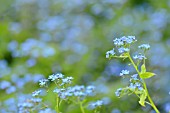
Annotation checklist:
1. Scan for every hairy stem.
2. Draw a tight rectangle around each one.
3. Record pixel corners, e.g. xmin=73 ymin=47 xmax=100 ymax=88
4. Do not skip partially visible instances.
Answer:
xmin=127 ymin=53 xmax=160 ymax=113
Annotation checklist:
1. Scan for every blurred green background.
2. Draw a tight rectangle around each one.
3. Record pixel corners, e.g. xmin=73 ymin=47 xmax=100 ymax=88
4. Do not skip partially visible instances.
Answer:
xmin=0 ymin=0 xmax=170 ymax=113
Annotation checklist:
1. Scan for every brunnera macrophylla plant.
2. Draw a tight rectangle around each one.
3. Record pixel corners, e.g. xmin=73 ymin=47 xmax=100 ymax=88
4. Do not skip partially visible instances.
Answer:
xmin=106 ymin=36 xmax=160 ymax=113
xmin=18 ymin=73 xmax=105 ymax=113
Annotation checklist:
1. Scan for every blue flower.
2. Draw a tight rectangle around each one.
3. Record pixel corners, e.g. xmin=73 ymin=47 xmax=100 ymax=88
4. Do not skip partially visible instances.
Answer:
xmin=18 ymin=102 xmax=34 ymax=109
xmin=138 ymin=44 xmax=150 ymax=50
xmin=85 ymin=85 xmax=95 ymax=95
xmin=113 ymin=38 xmax=124 ymax=46
xmin=130 ymin=74 xmax=138 ymax=81
xmin=88 ymin=100 xmax=104 ymax=110
xmin=30 ymin=98 xmax=42 ymax=103
xmin=115 ymin=88 xmax=122 ymax=97
xmin=32 ymin=90 xmax=41 ymax=97
xmin=113 ymin=36 xmax=136 ymax=47
xmin=127 ymin=36 xmax=137 ymax=43
xmin=120 ymin=70 xmax=129 ymax=76
xmin=118 ymin=47 xmax=129 ymax=54
xmin=38 ymin=108 xmax=55 ymax=113
xmin=39 ymin=79 xmax=48 ymax=87
xmin=60 ymin=76 xmax=73 ymax=86
xmin=48 ymin=73 xmax=64 ymax=81
xmin=106 ymin=49 xmax=115 ymax=58
xmin=133 ymin=54 xmax=146 ymax=60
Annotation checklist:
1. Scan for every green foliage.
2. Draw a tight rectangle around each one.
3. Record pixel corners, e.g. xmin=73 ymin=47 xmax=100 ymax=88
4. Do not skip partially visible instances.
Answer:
xmin=141 ymin=64 xmax=146 ymax=74
xmin=140 ymin=72 xmax=156 ymax=79
xmin=139 ymin=90 xmax=147 ymax=106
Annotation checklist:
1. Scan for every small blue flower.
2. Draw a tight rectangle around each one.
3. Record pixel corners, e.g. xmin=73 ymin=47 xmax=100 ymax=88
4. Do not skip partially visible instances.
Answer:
xmin=85 ymin=85 xmax=95 ymax=95
xmin=138 ymin=87 xmax=144 ymax=91
xmin=53 ymin=88 xmax=65 ymax=94
xmin=39 ymin=79 xmax=48 ymax=87
xmin=48 ymin=74 xmax=58 ymax=81
xmin=48 ymin=73 xmax=64 ymax=81
xmin=113 ymin=38 xmax=124 ymax=46
xmin=127 ymin=36 xmax=137 ymax=43
xmin=133 ymin=54 xmax=146 ymax=60
xmin=120 ymin=70 xmax=129 ymax=76
xmin=113 ymin=36 xmax=136 ymax=47
xmin=88 ymin=100 xmax=104 ymax=110
xmin=129 ymin=83 xmax=136 ymax=90
xmin=115 ymin=88 xmax=122 ymax=97
xmin=38 ymin=108 xmax=55 ymax=113
xmin=32 ymin=90 xmax=41 ymax=97
xmin=61 ymin=76 xmax=73 ymax=86
xmin=138 ymin=44 xmax=150 ymax=50
xmin=18 ymin=102 xmax=33 ymax=108
xmin=130 ymin=74 xmax=138 ymax=81
xmin=106 ymin=49 xmax=115 ymax=58
xmin=118 ymin=47 xmax=129 ymax=54
xmin=30 ymin=98 xmax=42 ymax=103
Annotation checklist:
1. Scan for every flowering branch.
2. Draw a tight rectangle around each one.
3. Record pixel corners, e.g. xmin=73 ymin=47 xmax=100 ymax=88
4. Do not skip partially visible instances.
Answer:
xmin=106 ymin=36 xmax=160 ymax=113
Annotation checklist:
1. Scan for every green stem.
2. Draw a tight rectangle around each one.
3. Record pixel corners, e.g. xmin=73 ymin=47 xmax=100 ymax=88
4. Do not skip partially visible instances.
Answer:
xmin=80 ymin=102 xmax=85 ymax=113
xmin=127 ymin=53 xmax=160 ymax=113
xmin=55 ymin=96 xmax=60 ymax=113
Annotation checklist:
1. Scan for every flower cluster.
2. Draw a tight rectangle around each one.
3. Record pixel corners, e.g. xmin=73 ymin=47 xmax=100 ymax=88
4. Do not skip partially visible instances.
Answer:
xmin=129 ymin=74 xmax=143 ymax=91
xmin=115 ymin=73 xmax=145 ymax=105
xmin=53 ymin=85 xmax=95 ymax=100
xmin=113 ymin=36 xmax=137 ymax=47
xmin=48 ymin=73 xmax=64 ymax=81
xmin=17 ymin=90 xmax=45 ymax=113
xmin=39 ymin=73 xmax=73 ymax=88
xmin=36 ymin=73 xmax=101 ymax=113
xmin=88 ymin=100 xmax=104 ymax=110
xmin=106 ymin=36 xmax=137 ymax=59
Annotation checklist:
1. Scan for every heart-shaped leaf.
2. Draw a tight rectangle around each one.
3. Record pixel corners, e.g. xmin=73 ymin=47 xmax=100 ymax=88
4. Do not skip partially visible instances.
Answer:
xmin=140 ymin=72 xmax=156 ymax=79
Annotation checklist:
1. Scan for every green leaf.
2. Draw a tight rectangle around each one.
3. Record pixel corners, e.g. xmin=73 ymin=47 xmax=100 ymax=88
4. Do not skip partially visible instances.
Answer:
xmin=140 ymin=72 xmax=156 ymax=79
xmin=141 ymin=64 xmax=146 ymax=74
xmin=139 ymin=90 xmax=147 ymax=106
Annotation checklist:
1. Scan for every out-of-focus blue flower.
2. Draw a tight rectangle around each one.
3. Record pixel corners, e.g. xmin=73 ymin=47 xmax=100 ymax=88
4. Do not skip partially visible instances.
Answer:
xmin=111 ymin=109 xmax=121 ymax=113
xmin=6 ymin=86 xmax=16 ymax=94
xmin=26 ymin=58 xmax=36 ymax=67
xmin=38 ymin=108 xmax=55 ymax=113
xmin=101 ymin=97 xmax=111 ymax=105
xmin=164 ymin=103 xmax=170 ymax=113
xmin=0 ymin=81 xmax=11 ymax=89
